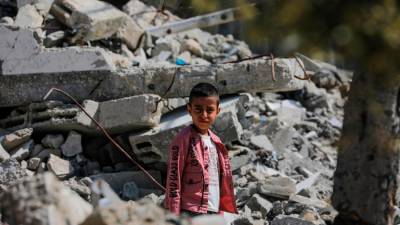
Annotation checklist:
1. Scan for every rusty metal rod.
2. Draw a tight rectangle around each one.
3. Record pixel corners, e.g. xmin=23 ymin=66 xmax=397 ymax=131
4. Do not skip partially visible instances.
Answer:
xmin=43 ymin=88 xmax=166 ymax=192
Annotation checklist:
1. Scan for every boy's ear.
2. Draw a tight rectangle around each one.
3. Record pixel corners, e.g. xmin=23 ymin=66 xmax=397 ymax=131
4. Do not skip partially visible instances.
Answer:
xmin=217 ymin=105 xmax=221 ymax=114
xmin=186 ymin=103 xmax=191 ymax=113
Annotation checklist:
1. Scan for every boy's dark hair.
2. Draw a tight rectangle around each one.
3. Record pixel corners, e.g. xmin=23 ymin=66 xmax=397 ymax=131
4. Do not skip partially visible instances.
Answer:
xmin=189 ymin=82 xmax=220 ymax=104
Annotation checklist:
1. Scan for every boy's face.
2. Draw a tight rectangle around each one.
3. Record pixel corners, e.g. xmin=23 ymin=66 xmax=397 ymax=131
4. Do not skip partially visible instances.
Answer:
xmin=187 ymin=96 xmax=220 ymax=135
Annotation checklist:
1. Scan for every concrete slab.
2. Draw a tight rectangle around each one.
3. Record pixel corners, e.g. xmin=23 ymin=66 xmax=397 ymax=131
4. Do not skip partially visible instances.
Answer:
xmin=0 ymin=57 xmax=305 ymax=107
xmin=0 ymin=95 xmax=163 ymax=135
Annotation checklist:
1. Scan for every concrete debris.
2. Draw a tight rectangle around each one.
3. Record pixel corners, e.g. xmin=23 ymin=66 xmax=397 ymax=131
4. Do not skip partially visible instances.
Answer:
xmin=41 ymin=134 xmax=64 ymax=149
xmin=10 ymin=139 xmax=32 ymax=161
xmin=90 ymin=170 xmax=162 ymax=196
xmin=0 ymin=57 xmax=304 ymax=107
xmin=0 ymin=1 xmax=351 ymax=224
xmin=47 ymin=154 xmax=74 ymax=179
xmin=0 ymin=16 xmax=14 ymax=25
xmin=14 ymin=4 xmax=43 ymax=28
xmin=50 ymin=0 xmax=143 ymax=49
xmin=271 ymin=217 xmax=314 ymax=225
xmin=146 ymin=6 xmax=238 ymax=37
xmin=61 ymin=131 xmax=82 ymax=157
xmin=0 ymin=143 xmax=10 ymax=162
xmin=0 ymin=95 xmax=163 ymax=135
xmin=1 ymin=128 xmax=33 ymax=151
xmin=257 ymin=176 xmax=297 ymax=199
xmin=0 ymin=158 xmax=27 ymax=188
xmin=0 ymin=172 xmax=93 ymax=225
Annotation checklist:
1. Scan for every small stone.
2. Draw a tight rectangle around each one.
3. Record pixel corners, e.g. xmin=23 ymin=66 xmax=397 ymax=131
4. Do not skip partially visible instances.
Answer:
xmin=30 ymin=144 xmax=44 ymax=158
xmin=27 ymin=157 xmax=41 ymax=170
xmin=181 ymin=39 xmax=203 ymax=57
xmin=61 ymin=131 xmax=83 ymax=157
xmin=250 ymin=135 xmax=275 ymax=151
xmin=1 ymin=128 xmax=33 ymax=151
xmin=122 ymin=181 xmax=140 ymax=200
xmin=47 ymin=154 xmax=73 ymax=179
xmin=0 ymin=16 xmax=14 ymax=25
xmin=41 ymin=134 xmax=64 ymax=149
xmin=36 ymin=162 xmax=46 ymax=173
xmin=36 ymin=149 xmax=62 ymax=162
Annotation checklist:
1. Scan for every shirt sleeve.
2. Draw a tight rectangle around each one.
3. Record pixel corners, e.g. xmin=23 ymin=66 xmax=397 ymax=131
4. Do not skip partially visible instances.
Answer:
xmin=165 ymin=136 xmax=187 ymax=215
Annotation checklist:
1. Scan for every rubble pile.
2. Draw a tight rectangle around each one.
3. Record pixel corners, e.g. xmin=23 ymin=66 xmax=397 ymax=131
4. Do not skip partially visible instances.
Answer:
xmin=0 ymin=0 xmax=352 ymax=225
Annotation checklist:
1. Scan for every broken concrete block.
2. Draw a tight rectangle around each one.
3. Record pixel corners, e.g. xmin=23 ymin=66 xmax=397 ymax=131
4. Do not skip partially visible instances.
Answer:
xmin=14 ymin=4 xmax=43 ymax=28
xmin=61 ymin=131 xmax=82 ymax=157
xmin=0 ymin=16 xmax=14 ymax=25
xmin=0 ymin=143 xmax=10 ymax=162
xmin=42 ymin=134 xmax=64 ymax=149
xmin=17 ymin=0 xmax=54 ymax=16
xmin=50 ymin=0 xmax=143 ymax=48
xmin=44 ymin=30 xmax=66 ymax=47
xmin=0 ymin=57 xmax=304 ymax=107
xmin=1 ymin=128 xmax=33 ymax=151
xmin=2 ymin=47 xmax=115 ymax=75
xmin=27 ymin=157 xmax=41 ymax=170
xmin=272 ymin=127 xmax=297 ymax=153
xmin=257 ymin=176 xmax=296 ymax=199
xmin=229 ymin=146 xmax=255 ymax=171
xmin=10 ymin=139 xmax=33 ymax=161
xmin=0 ymin=158 xmax=27 ymax=187
xmin=152 ymin=36 xmax=181 ymax=58
xmin=129 ymin=96 xmax=244 ymax=164
xmin=250 ymin=135 xmax=275 ymax=151
xmin=47 ymin=154 xmax=74 ymax=179
xmin=181 ymin=39 xmax=204 ymax=57
xmin=0 ymin=172 xmax=93 ymax=225
xmin=90 ymin=170 xmax=162 ymax=194
xmin=97 ymin=94 xmax=163 ymax=134
xmin=245 ymin=193 xmax=273 ymax=218
xmin=81 ymin=200 xmax=175 ymax=225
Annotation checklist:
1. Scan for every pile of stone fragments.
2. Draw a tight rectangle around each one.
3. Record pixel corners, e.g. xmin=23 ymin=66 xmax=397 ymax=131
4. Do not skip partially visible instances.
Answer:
xmin=0 ymin=0 xmax=352 ymax=225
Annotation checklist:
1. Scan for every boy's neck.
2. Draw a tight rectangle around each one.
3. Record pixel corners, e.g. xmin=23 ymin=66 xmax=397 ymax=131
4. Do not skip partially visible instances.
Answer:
xmin=192 ymin=124 xmax=209 ymax=135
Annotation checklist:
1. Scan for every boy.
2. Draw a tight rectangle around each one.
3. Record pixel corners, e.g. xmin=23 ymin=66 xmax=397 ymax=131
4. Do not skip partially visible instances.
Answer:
xmin=164 ymin=82 xmax=238 ymax=216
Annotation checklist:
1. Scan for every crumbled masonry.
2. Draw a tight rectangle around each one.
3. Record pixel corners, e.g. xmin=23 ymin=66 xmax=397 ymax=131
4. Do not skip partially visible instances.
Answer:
xmin=0 ymin=0 xmax=354 ymax=224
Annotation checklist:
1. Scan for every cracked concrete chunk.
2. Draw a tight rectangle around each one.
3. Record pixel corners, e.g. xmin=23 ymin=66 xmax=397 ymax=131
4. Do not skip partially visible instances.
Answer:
xmin=0 ymin=57 xmax=304 ymax=107
xmin=61 ymin=131 xmax=82 ymax=157
xmin=2 ymin=47 xmax=116 ymax=75
xmin=51 ymin=0 xmax=143 ymax=48
xmin=0 ymin=144 xmax=10 ymax=162
xmin=10 ymin=139 xmax=33 ymax=161
xmin=0 ymin=172 xmax=93 ymax=225
xmin=97 ymin=94 xmax=163 ymax=134
xmin=41 ymin=134 xmax=64 ymax=149
xmin=1 ymin=128 xmax=33 ymax=151
xmin=257 ymin=176 xmax=296 ymax=199
xmin=14 ymin=4 xmax=43 ymax=28
xmin=47 ymin=154 xmax=74 ymax=179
